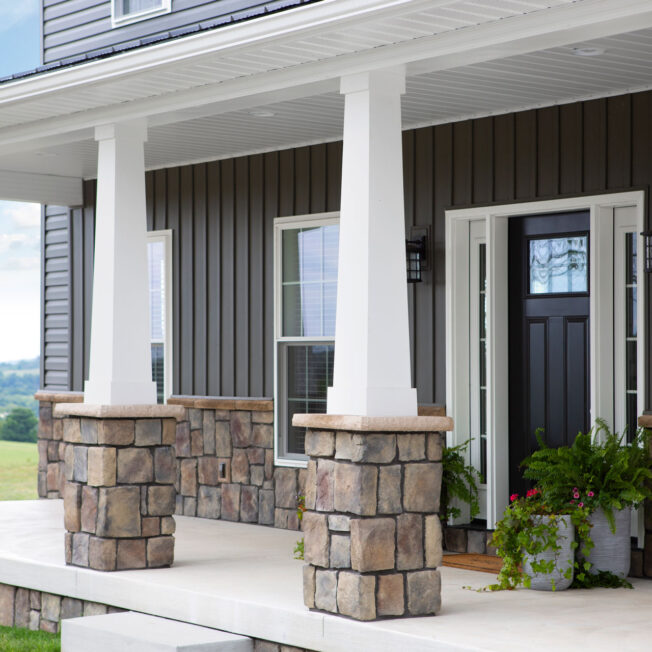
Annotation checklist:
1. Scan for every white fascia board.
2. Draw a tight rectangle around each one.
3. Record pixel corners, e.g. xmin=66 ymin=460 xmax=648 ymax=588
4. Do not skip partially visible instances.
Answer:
xmin=0 ymin=0 xmax=445 ymax=106
xmin=0 ymin=169 xmax=82 ymax=206
xmin=1 ymin=0 xmax=652 ymax=152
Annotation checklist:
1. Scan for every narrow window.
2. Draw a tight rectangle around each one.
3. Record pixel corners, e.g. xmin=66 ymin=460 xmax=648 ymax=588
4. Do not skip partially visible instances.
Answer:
xmin=147 ymin=231 xmax=172 ymax=403
xmin=275 ymin=214 xmax=339 ymax=463
xmin=112 ymin=0 xmax=170 ymax=26
xmin=469 ymin=220 xmax=487 ymax=519
xmin=614 ymin=210 xmax=641 ymax=442
xmin=624 ymin=232 xmax=638 ymax=440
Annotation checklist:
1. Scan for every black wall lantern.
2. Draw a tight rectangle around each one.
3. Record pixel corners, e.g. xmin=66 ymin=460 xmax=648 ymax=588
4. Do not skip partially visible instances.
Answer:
xmin=406 ymin=226 xmax=429 ymax=283
xmin=642 ymin=230 xmax=652 ymax=274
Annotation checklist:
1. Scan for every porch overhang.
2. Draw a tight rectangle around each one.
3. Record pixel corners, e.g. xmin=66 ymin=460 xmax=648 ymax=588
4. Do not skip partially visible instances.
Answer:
xmin=2 ymin=0 xmax=652 ymax=199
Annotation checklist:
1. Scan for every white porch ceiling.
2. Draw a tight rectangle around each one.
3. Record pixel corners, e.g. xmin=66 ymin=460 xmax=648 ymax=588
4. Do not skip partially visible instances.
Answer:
xmin=1 ymin=0 xmax=652 ymax=188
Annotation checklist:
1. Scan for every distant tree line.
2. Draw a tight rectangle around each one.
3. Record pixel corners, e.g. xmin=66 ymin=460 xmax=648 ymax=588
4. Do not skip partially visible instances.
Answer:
xmin=0 ymin=407 xmax=38 ymax=443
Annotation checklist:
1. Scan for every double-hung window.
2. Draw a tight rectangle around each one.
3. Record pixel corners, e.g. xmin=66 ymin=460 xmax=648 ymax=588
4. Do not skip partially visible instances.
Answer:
xmin=274 ymin=213 xmax=339 ymax=464
xmin=112 ymin=0 xmax=171 ymax=26
xmin=147 ymin=231 xmax=173 ymax=404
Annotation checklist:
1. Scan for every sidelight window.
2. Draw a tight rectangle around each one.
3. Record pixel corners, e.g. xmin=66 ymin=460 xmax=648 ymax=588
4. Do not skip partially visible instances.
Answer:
xmin=147 ymin=231 xmax=172 ymax=404
xmin=275 ymin=214 xmax=339 ymax=463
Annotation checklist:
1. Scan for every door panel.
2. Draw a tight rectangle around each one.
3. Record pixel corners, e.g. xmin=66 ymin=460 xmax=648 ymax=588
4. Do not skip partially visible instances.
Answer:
xmin=508 ymin=211 xmax=590 ymax=496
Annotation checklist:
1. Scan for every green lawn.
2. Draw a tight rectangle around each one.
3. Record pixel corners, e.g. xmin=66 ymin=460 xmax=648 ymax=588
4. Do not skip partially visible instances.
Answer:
xmin=0 ymin=441 xmax=38 ymax=501
xmin=0 ymin=626 xmax=60 ymax=651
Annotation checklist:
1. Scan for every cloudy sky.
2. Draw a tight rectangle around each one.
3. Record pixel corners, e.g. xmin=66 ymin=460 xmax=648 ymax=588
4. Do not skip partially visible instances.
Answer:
xmin=0 ymin=1 xmax=41 ymax=362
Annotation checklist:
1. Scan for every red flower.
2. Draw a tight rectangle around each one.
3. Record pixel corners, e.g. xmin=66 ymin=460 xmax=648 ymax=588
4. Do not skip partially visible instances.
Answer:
xmin=510 ymin=493 xmax=519 ymax=502
xmin=526 ymin=488 xmax=539 ymax=498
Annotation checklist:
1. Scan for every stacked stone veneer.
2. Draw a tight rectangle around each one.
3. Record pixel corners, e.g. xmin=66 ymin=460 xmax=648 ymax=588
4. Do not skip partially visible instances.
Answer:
xmin=299 ymin=416 xmax=451 ymax=621
xmin=60 ymin=410 xmax=180 ymax=571
xmin=0 ymin=583 xmax=123 ymax=634
xmin=36 ymin=392 xmax=84 ymax=499
xmin=169 ymin=397 xmax=306 ymax=530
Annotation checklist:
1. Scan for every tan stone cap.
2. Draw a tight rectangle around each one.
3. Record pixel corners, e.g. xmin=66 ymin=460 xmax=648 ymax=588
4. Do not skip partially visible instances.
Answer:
xmin=34 ymin=390 xmax=84 ymax=403
xmin=292 ymin=413 xmax=453 ymax=432
xmin=168 ymin=395 xmax=273 ymax=411
xmin=53 ymin=403 xmax=186 ymax=420
xmin=638 ymin=414 xmax=652 ymax=428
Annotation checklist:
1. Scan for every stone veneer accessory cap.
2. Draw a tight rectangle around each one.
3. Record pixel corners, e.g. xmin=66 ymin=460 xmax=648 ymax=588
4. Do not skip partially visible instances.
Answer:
xmin=292 ymin=413 xmax=453 ymax=432
xmin=53 ymin=403 xmax=186 ymax=420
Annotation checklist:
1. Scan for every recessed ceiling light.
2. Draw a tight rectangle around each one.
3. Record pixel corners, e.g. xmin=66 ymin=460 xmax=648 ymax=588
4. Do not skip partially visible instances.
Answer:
xmin=571 ymin=46 xmax=606 ymax=57
xmin=249 ymin=109 xmax=275 ymax=118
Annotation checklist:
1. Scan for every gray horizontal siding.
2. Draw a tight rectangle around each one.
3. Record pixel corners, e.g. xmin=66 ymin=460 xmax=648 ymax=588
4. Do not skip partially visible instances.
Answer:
xmin=50 ymin=90 xmax=652 ymax=408
xmin=42 ymin=0 xmax=314 ymax=64
xmin=41 ymin=205 xmax=71 ymax=390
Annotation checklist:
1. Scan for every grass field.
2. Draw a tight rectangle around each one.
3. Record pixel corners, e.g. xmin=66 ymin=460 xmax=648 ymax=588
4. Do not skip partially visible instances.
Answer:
xmin=0 ymin=625 xmax=60 ymax=651
xmin=0 ymin=441 xmax=38 ymax=501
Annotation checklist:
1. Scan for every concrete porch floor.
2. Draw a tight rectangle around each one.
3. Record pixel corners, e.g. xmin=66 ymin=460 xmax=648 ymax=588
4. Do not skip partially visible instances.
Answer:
xmin=0 ymin=501 xmax=651 ymax=651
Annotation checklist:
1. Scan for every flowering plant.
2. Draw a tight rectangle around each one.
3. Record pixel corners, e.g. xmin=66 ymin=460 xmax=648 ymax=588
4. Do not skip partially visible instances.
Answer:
xmin=489 ymin=487 xmax=588 ymax=590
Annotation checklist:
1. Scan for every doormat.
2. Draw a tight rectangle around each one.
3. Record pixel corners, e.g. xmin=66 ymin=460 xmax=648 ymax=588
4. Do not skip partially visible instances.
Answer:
xmin=441 ymin=553 xmax=503 ymax=574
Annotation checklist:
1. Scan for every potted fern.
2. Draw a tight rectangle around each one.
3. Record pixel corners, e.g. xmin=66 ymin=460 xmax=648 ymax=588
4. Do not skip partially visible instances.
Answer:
xmin=522 ymin=420 xmax=652 ymax=579
xmin=441 ymin=439 xmax=481 ymax=522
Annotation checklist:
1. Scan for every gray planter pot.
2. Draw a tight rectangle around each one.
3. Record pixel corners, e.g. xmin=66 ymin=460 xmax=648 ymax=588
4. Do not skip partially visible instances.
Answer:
xmin=523 ymin=514 xmax=574 ymax=591
xmin=582 ymin=507 xmax=631 ymax=578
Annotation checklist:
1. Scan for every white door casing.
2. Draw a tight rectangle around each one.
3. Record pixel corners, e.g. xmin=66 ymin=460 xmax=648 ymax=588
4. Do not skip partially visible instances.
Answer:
xmin=446 ymin=191 xmax=646 ymax=529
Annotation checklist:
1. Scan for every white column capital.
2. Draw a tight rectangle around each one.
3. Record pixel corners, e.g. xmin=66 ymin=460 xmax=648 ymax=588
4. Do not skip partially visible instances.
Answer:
xmin=339 ymin=66 xmax=406 ymax=96
xmin=94 ymin=119 xmax=148 ymax=144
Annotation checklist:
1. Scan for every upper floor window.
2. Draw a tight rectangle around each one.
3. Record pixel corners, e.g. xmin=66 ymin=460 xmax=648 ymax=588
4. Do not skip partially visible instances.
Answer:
xmin=112 ymin=0 xmax=171 ymax=27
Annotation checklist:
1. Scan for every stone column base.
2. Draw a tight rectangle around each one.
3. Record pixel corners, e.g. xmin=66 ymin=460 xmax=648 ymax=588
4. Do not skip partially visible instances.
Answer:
xmin=294 ymin=414 xmax=453 ymax=621
xmin=56 ymin=403 xmax=184 ymax=571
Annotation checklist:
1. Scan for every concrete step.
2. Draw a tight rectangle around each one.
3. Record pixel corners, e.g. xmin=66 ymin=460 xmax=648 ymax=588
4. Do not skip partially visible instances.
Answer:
xmin=62 ymin=611 xmax=253 ymax=652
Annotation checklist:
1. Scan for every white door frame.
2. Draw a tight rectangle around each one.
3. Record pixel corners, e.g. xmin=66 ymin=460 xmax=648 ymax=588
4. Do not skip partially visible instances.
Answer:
xmin=446 ymin=191 xmax=646 ymax=529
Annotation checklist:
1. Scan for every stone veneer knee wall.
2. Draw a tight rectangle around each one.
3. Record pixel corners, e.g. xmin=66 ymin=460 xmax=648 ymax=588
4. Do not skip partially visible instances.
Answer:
xmin=36 ymin=395 xmax=447 ymax=539
xmin=36 ymin=393 xmax=306 ymax=532
xmin=168 ymin=396 xmax=305 ymax=530
xmin=0 ymin=582 xmax=312 ymax=650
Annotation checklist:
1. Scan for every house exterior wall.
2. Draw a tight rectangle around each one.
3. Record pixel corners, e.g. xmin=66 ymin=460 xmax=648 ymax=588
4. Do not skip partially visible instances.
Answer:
xmin=41 ymin=0 xmax=320 ymax=65
xmin=41 ymin=88 xmax=652 ymax=409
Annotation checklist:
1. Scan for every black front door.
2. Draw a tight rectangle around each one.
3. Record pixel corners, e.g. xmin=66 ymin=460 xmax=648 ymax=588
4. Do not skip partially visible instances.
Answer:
xmin=508 ymin=211 xmax=591 ymax=496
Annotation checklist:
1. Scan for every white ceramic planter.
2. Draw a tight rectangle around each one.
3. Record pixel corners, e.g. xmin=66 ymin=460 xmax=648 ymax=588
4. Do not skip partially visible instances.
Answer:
xmin=522 ymin=515 xmax=574 ymax=591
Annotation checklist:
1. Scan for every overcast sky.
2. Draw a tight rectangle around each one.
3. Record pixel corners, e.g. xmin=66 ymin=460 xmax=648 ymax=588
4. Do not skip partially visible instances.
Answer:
xmin=0 ymin=1 xmax=41 ymax=362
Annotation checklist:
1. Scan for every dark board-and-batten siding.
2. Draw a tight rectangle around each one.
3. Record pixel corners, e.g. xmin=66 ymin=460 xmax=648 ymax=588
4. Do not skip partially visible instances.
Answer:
xmin=43 ymin=90 xmax=652 ymax=407
xmin=42 ymin=0 xmax=316 ymax=64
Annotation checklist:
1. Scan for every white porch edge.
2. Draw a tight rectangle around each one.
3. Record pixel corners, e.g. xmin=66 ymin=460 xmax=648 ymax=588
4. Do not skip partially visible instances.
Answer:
xmin=445 ymin=190 xmax=646 ymax=529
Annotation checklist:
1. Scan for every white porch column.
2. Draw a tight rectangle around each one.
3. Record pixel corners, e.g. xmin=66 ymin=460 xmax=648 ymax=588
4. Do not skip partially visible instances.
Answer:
xmin=84 ymin=121 xmax=157 ymax=405
xmin=327 ymin=67 xmax=417 ymax=417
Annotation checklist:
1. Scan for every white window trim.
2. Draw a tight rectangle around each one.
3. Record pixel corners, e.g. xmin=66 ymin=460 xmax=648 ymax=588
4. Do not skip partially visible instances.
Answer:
xmin=273 ymin=211 xmax=339 ymax=468
xmin=147 ymin=229 xmax=173 ymax=404
xmin=446 ymin=191 xmax=646 ymax=530
xmin=111 ymin=0 xmax=171 ymax=28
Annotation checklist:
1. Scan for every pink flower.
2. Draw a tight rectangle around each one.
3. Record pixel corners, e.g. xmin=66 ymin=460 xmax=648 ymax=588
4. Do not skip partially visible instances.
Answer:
xmin=573 ymin=492 xmax=580 ymax=499
xmin=573 ymin=487 xmax=578 ymax=492
xmin=570 ymin=500 xmax=575 ymax=504
xmin=510 ymin=493 xmax=519 ymax=502
xmin=579 ymin=502 xmax=584 ymax=508
xmin=587 ymin=491 xmax=594 ymax=498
